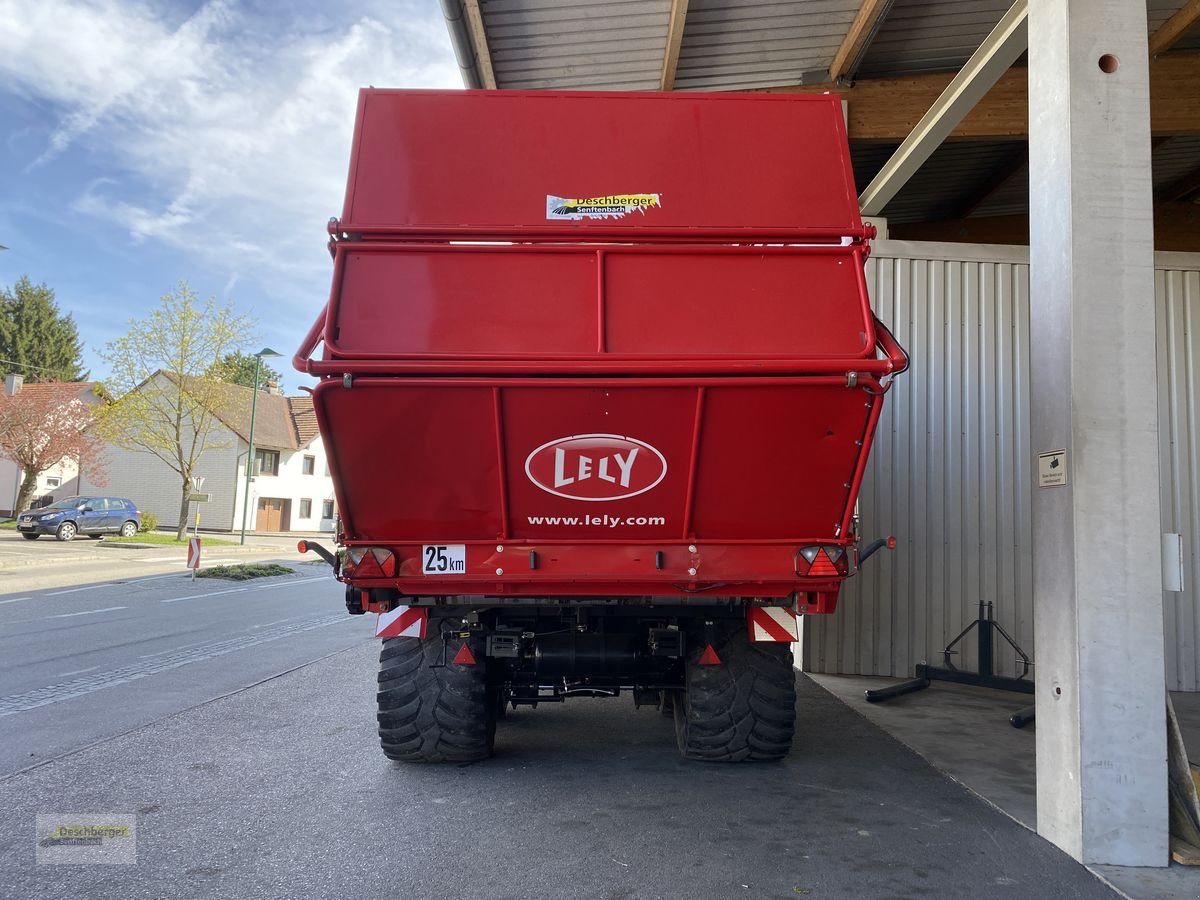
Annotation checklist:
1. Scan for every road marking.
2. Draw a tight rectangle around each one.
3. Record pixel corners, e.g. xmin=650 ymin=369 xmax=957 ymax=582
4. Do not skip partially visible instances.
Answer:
xmin=0 ymin=597 xmax=32 ymax=605
xmin=133 ymin=556 xmax=181 ymax=563
xmin=125 ymin=572 xmax=192 ymax=584
xmin=161 ymin=587 xmax=248 ymax=604
xmin=255 ymin=577 xmax=327 ymax=590
xmin=0 ymin=613 xmax=355 ymax=717
xmin=46 ymin=585 xmax=99 ymax=596
xmin=59 ymin=665 xmax=100 ymax=677
xmin=53 ymin=606 xmax=127 ymax=619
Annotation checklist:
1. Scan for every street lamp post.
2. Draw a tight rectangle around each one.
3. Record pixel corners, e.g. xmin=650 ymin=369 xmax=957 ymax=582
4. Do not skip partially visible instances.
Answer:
xmin=239 ymin=348 xmax=282 ymax=545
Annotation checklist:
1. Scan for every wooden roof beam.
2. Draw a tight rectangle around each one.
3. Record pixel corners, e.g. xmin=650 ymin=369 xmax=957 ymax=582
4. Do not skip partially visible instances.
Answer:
xmin=829 ymin=0 xmax=895 ymax=83
xmin=660 ymin=0 xmax=690 ymax=91
xmin=757 ymin=54 xmax=1200 ymax=141
xmin=1150 ymin=0 xmax=1200 ymax=57
xmin=463 ymin=0 xmax=496 ymax=90
xmin=859 ymin=0 xmax=1028 ymax=216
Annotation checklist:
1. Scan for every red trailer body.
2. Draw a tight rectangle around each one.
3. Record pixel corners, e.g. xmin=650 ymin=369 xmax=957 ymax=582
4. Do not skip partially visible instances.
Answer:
xmin=296 ymin=90 xmax=906 ymax=762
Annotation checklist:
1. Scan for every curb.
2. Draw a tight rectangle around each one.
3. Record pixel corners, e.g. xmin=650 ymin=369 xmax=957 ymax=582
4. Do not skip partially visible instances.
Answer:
xmin=0 ymin=543 xmax=295 ymax=571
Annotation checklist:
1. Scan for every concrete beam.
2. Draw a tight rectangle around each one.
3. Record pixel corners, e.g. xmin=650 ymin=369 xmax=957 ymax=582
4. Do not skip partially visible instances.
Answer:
xmin=1028 ymin=0 xmax=1168 ymax=867
xmin=660 ymin=0 xmax=690 ymax=91
xmin=859 ymin=0 xmax=1028 ymax=216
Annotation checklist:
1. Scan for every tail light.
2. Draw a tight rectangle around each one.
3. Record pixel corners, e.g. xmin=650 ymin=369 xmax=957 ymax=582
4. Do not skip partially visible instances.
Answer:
xmin=796 ymin=546 xmax=849 ymax=577
xmin=343 ymin=547 xmax=397 ymax=578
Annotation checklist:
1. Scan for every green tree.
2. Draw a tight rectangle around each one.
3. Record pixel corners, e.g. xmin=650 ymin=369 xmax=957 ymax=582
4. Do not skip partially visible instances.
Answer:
xmin=207 ymin=350 xmax=283 ymax=391
xmin=0 ymin=276 xmax=88 ymax=382
xmin=98 ymin=282 xmax=253 ymax=539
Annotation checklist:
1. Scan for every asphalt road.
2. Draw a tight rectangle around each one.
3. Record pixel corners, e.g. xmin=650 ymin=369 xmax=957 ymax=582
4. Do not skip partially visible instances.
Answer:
xmin=0 ymin=542 xmax=1119 ymax=899
xmin=0 ymin=558 xmax=370 ymax=778
xmin=0 ymin=644 xmax=1118 ymax=900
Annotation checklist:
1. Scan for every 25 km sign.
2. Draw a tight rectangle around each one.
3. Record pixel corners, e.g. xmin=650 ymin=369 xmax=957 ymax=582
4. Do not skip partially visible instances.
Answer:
xmin=422 ymin=544 xmax=466 ymax=575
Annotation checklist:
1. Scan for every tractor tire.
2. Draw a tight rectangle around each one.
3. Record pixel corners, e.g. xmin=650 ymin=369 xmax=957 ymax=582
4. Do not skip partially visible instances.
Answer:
xmin=673 ymin=621 xmax=796 ymax=762
xmin=377 ymin=614 xmax=496 ymax=763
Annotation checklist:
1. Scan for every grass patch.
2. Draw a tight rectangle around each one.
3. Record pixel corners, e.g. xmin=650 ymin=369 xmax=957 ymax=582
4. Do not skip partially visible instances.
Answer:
xmin=0 ymin=519 xmax=15 ymax=529
xmin=105 ymin=533 xmax=237 ymax=546
xmin=196 ymin=563 xmax=294 ymax=581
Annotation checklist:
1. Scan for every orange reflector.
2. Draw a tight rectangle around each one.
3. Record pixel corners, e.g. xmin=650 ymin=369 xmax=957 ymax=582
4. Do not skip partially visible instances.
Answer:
xmin=453 ymin=643 xmax=477 ymax=666
xmin=698 ymin=644 xmax=721 ymax=666
xmin=807 ymin=549 xmax=839 ymax=577
xmin=886 ymin=536 xmax=898 ymax=549
xmin=297 ymin=540 xmax=308 ymax=554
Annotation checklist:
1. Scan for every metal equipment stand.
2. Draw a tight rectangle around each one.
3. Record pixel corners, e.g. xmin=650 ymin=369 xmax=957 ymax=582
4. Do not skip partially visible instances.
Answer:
xmin=865 ymin=601 xmax=1036 ymax=728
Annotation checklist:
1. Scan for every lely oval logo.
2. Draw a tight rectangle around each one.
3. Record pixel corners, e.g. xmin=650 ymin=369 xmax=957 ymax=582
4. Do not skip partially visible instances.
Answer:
xmin=525 ymin=434 xmax=667 ymax=502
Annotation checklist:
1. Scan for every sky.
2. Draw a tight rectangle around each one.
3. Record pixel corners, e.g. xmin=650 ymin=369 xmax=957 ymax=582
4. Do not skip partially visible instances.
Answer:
xmin=0 ymin=0 xmax=462 ymax=391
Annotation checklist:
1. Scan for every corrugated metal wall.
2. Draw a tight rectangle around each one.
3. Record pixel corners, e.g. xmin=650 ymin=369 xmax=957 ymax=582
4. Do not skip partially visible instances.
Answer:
xmin=802 ymin=243 xmax=1200 ymax=690
xmin=1157 ymin=259 xmax=1200 ymax=691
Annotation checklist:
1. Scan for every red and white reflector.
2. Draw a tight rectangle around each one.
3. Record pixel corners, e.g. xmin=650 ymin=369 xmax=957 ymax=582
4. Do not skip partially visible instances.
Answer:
xmin=747 ymin=606 xmax=799 ymax=643
xmin=796 ymin=545 xmax=846 ymax=577
xmin=345 ymin=547 xmax=397 ymax=578
xmin=376 ymin=605 xmax=428 ymax=639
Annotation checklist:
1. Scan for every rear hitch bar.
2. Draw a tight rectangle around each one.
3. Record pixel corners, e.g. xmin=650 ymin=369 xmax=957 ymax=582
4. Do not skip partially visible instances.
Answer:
xmin=859 ymin=536 xmax=897 ymax=566
xmin=298 ymin=539 xmax=338 ymax=569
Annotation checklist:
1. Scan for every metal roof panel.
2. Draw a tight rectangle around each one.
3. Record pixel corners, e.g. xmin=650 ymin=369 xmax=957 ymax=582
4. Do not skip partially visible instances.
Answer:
xmin=672 ymin=0 xmax=861 ymax=90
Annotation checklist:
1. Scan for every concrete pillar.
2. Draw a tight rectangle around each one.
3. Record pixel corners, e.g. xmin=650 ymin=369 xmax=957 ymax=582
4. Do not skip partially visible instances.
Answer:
xmin=1028 ymin=0 xmax=1167 ymax=867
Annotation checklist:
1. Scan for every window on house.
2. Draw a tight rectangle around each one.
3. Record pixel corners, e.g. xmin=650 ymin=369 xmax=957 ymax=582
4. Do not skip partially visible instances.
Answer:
xmin=322 ymin=499 xmax=335 ymax=519
xmin=302 ymin=455 xmax=315 ymax=475
xmin=45 ymin=477 xmax=61 ymax=488
xmin=299 ymin=498 xmax=312 ymax=518
xmin=254 ymin=449 xmax=280 ymax=476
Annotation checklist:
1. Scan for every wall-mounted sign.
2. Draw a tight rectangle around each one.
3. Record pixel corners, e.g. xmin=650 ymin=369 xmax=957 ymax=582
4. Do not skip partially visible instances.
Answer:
xmin=1038 ymin=450 xmax=1068 ymax=488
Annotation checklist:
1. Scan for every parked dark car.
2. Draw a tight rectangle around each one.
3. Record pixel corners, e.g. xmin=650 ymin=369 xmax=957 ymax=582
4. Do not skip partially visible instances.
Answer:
xmin=16 ymin=497 xmax=142 ymax=542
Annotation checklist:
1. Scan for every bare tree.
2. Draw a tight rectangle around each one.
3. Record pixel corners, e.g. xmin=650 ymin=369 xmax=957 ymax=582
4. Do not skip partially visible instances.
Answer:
xmin=0 ymin=383 xmax=104 ymax=514
xmin=98 ymin=282 xmax=252 ymax=539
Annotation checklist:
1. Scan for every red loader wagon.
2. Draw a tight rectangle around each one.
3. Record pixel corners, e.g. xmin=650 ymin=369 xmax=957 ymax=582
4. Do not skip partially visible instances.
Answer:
xmin=295 ymin=89 xmax=908 ymax=762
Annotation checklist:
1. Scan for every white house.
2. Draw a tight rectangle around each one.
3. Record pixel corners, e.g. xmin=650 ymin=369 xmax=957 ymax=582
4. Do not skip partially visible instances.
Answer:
xmin=79 ymin=372 xmax=336 ymax=533
xmin=0 ymin=374 xmax=106 ymax=516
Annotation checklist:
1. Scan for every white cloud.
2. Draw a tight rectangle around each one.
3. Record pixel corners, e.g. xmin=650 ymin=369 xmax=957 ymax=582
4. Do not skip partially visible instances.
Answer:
xmin=0 ymin=0 xmax=461 ymax=307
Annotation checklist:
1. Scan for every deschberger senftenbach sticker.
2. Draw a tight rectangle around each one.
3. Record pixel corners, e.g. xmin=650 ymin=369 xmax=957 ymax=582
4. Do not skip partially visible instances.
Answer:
xmin=547 ymin=193 xmax=661 ymax=221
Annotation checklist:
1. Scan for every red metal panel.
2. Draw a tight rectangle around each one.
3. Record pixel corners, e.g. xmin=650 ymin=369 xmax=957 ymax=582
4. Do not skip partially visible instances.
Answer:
xmin=602 ymin=249 xmax=868 ymax=356
xmin=315 ymin=377 xmax=883 ymax=546
xmin=321 ymin=242 xmax=877 ymax=367
xmin=331 ymin=246 xmax=598 ymax=356
xmin=501 ymin=385 xmax=696 ymax=542
xmin=342 ymin=90 xmax=862 ymax=238
xmin=690 ymin=385 xmax=876 ymax=539
xmin=315 ymin=381 xmax=503 ymax=541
